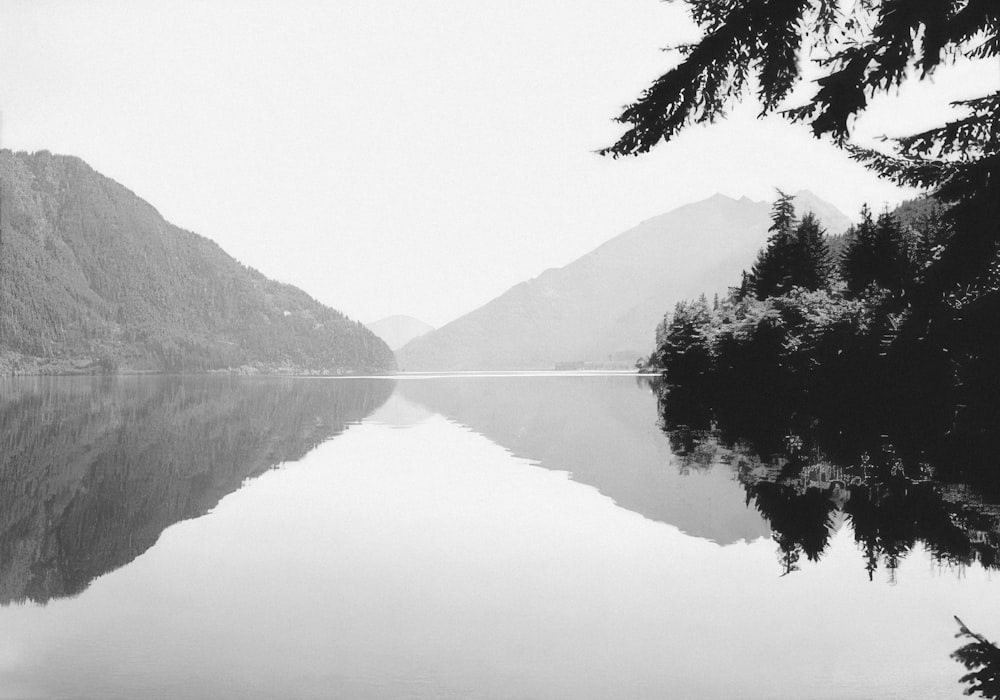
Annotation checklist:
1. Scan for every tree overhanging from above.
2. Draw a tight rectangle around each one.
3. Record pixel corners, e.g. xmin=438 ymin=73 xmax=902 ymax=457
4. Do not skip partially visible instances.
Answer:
xmin=601 ymin=0 xmax=997 ymax=169
xmin=602 ymin=0 xmax=998 ymax=295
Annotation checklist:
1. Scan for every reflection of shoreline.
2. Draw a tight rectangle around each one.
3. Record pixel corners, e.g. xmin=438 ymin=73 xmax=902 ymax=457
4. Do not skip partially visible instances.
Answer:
xmin=661 ymin=404 xmax=1000 ymax=579
xmin=397 ymin=375 xmax=770 ymax=545
xmin=0 ymin=376 xmax=394 ymax=605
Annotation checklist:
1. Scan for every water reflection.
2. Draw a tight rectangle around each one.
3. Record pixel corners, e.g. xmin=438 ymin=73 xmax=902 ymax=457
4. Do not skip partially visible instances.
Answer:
xmin=396 ymin=375 xmax=770 ymax=545
xmin=0 ymin=375 xmax=393 ymax=605
xmin=1 ymin=374 xmax=997 ymax=698
xmin=657 ymin=378 xmax=1000 ymax=578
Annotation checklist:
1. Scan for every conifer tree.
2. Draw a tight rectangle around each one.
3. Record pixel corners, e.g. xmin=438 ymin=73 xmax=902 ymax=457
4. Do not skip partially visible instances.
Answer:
xmin=953 ymin=617 xmax=1000 ymax=699
xmin=769 ymin=189 xmax=796 ymax=235
xmin=791 ymin=212 xmax=831 ymax=292
xmin=909 ymin=202 xmax=953 ymax=275
xmin=601 ymin=0 xmax=998 ymax=299
xmin=732 ymin=269 xmax=754 ymax=301
xmin=747 ymin=195 xmax=831 ymax=299
xmin=841 ymin=207 xmax=910 ymax=297
xmin=873 ymin=211 xmax=911 ymax=295
xmin=749 ymin=191 xmax=798 ymax=299
xmin=840 ymin=205 xmax=878 ymax=296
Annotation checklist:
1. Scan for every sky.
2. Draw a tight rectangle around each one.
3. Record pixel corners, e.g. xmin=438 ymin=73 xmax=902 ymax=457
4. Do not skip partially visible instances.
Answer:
xmin=0 ymin=1 xmax=996 ymax=327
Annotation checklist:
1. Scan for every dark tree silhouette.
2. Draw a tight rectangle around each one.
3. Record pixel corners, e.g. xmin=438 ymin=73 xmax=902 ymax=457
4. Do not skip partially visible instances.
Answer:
xmin=841 ymin=207 xmax=910 ymax=297
xmin=659 ymin=296 xmax=712 ymax=381
xmin=602 ymin=0 xmax=998 ymax=295
xmin=601 ymin=0 xmax=997 ymax=159
xmin=953 ymin=618 xmax=1000 ymax=698
xmin=748 ymin=193 xmax=830 ymax=298
xmin=791 ymin=212 xmax=831 ymax=291
xmin=769 ymin=188 xmax=797 ymax=233
xmin=749 ymin=191 xmax=799 ymax=299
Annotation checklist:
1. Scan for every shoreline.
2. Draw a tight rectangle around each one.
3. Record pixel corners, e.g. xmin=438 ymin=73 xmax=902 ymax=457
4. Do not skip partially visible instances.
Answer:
xmin=0 ymin=352 xmax=396 ymax=378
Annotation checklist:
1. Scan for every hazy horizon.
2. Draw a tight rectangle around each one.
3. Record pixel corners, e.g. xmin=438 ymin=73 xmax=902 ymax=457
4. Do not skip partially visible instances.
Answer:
xmin=2 ymin=4 xmax=999 ymax=695
xmin=1 ymin=1 xmax=994 ymax=326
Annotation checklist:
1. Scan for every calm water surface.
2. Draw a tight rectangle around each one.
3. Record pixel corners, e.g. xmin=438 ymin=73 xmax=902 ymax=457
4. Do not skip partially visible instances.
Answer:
xmin=0 ymin=374 xmax=997 ymax=699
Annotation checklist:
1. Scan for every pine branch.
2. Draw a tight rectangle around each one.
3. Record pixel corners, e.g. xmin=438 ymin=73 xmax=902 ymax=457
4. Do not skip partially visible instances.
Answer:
xmin=953 ymin=617 xmax=1000 ymax=698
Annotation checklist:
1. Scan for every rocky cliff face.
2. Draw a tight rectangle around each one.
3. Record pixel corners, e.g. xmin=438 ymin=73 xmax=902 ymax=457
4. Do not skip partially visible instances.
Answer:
xmin=0 ymin=150 xmax=395 ymax=374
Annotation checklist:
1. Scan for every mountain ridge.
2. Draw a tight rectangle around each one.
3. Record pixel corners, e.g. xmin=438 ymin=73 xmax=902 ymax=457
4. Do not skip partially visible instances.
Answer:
xmin=398 ymin=192 xmax=851 ymax=371
xmin=0 ymin=149 xmax=395 ymax=375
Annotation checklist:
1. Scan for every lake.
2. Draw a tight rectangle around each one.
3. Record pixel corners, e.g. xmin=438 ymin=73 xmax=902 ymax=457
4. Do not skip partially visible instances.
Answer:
xmin=1 ymin=374 xmax=998 ymax=699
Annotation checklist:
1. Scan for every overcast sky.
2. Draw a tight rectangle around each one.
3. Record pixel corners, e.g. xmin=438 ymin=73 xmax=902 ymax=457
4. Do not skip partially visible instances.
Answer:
xmin=1 ymin=1 xmax=995 ymax=327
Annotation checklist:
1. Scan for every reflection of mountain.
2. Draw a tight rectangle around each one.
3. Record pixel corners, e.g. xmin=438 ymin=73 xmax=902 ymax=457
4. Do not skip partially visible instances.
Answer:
xmin=397 ymin=375 xmax=769 ymax=545
xmin=0 ymin=376 xmax=393 ymax=605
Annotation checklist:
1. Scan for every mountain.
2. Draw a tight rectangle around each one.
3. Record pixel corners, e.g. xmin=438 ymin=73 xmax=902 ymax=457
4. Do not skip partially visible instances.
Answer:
xmin=791 ymin=189 xmax=853 ymax=236
xmin=396 ymin=376 xmax=769 ymax=545
xmin=366 ymin=314 xmax=434 ymax=350
xmin=0 ymin=150 xmax=395 ymax=374
xmin=397 ymin=191 xmax=850 ymax=371
xmin=0 ymin=376 xmax=394 ymax=604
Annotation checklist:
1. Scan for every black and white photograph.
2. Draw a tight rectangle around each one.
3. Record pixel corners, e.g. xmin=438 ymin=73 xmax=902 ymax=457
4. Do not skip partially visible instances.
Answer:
xmin=1 ymin=1 xmax=998 ymax=698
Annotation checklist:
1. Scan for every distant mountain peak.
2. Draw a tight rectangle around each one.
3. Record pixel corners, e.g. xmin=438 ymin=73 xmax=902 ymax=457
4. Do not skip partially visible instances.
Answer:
xmin=397 ymin=195 xmax=777 ymax=371
xmin=788 ymin=190 xmax=853 ymax=235
xmin=366 ymin=315 xmax=434 ymax=351
xmin=702 ymin=192 xmax=758 ymax=207
xmin=397 ymin=190 xmax=855 ymax=372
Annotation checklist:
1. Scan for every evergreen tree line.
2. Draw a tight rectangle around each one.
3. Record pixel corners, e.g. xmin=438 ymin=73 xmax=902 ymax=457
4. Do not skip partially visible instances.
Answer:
xmin=606 ymin=0 xmax=998 ymax=691
xmin=650 ymin=190 xmax=1000 ymax=698
xmin=735 ymin=189 xmax=944 ymax=302
xmin=645 ymin=189 xmax=997 ymax=436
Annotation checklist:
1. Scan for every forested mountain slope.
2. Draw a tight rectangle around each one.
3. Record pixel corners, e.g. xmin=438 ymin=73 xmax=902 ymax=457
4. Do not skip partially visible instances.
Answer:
xmin=398 ymin=192 xmax=848 ymax=371
xmin=0 ymin=150 xmax=395 ymax=374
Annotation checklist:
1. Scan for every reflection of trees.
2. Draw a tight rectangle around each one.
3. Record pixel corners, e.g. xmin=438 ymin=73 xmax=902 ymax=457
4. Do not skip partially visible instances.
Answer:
xmin=751 ymin=482 xmax=838 ymax=575
xmin=0 ymin=376 xmax=393 ymax=605
xmin=656 ymin=378 xmax=1000 ymax=578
